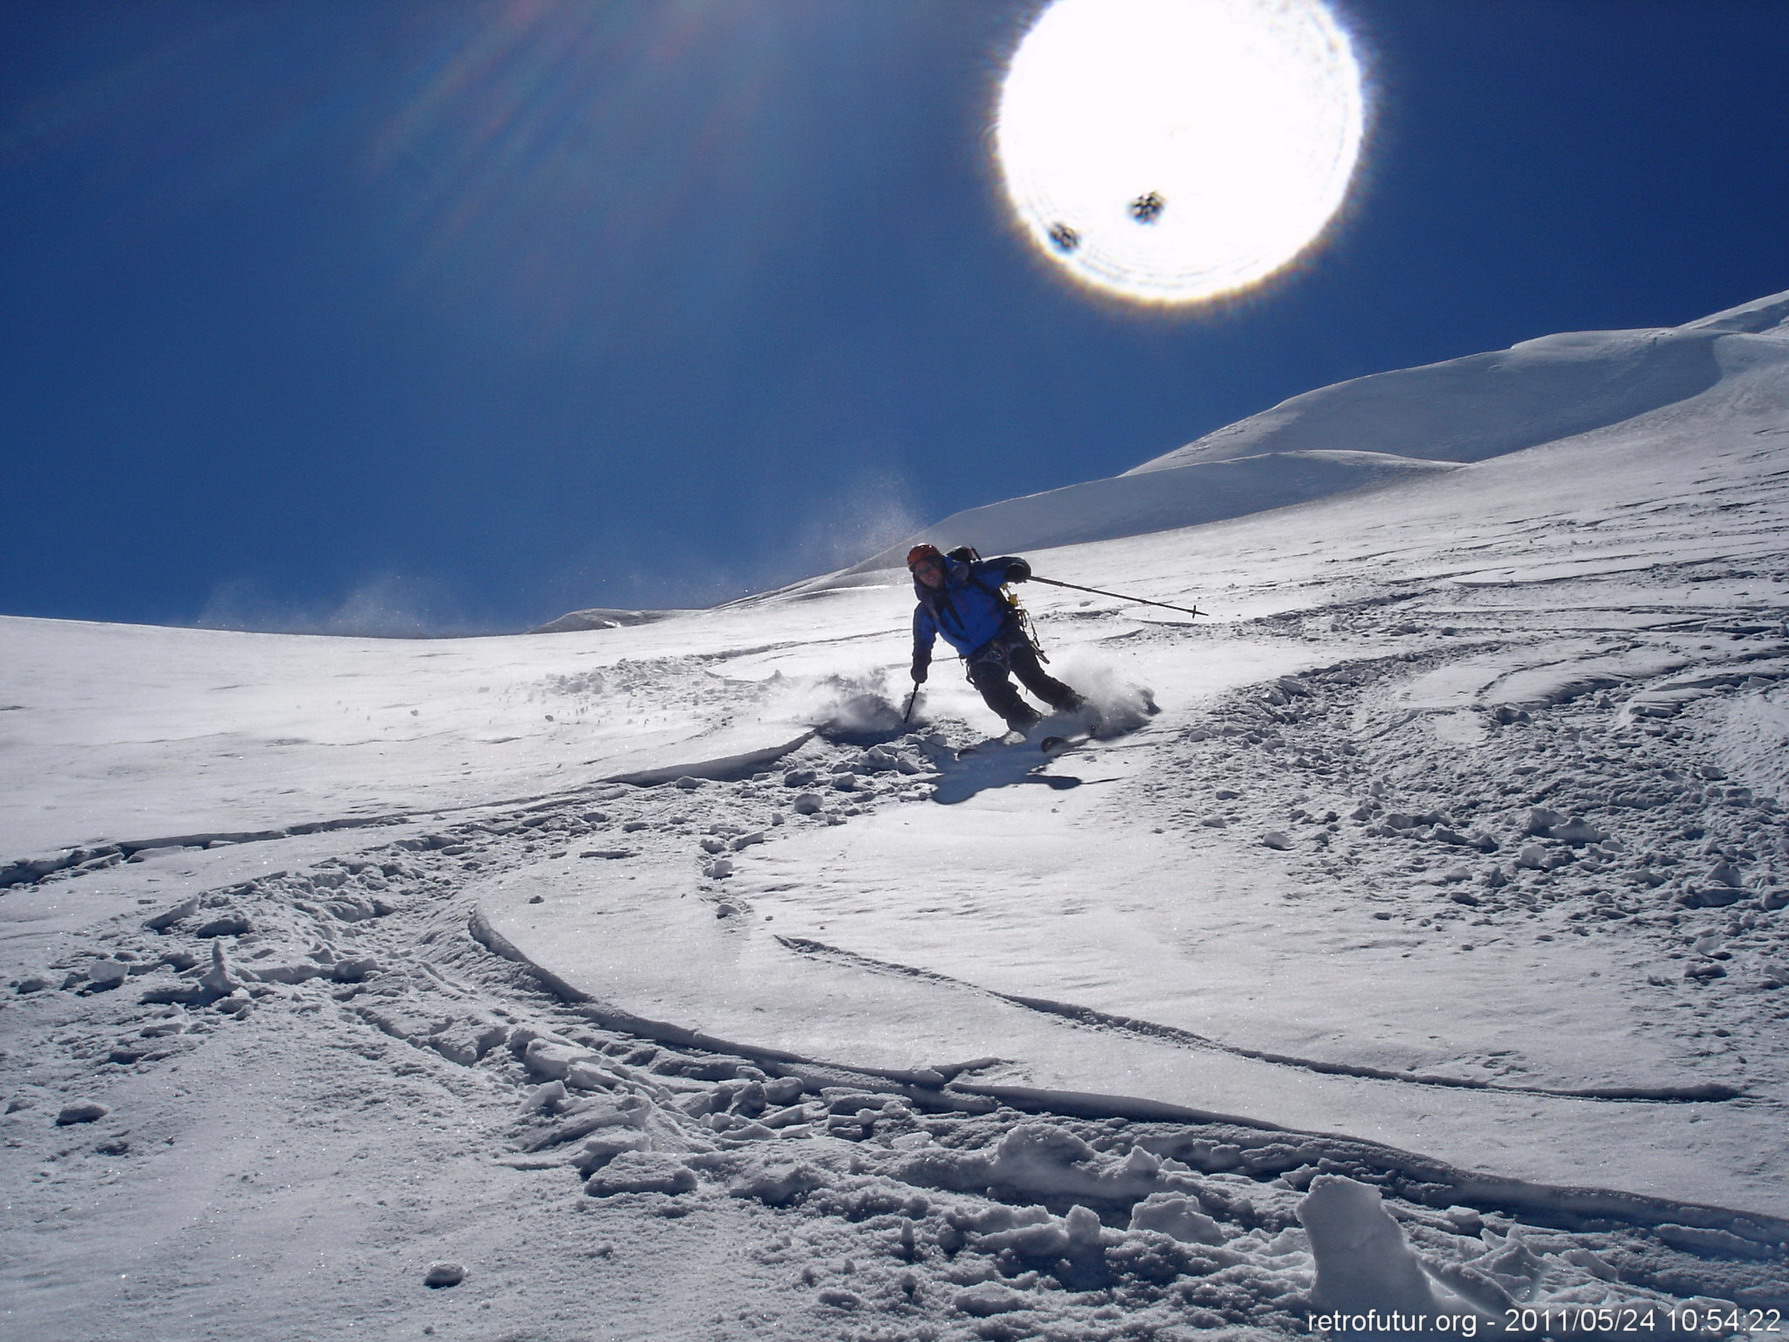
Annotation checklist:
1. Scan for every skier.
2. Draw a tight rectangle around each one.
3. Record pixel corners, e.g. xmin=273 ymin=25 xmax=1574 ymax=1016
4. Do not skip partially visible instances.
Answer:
xmin=906 ymin=544 xmax=1085 ymax=734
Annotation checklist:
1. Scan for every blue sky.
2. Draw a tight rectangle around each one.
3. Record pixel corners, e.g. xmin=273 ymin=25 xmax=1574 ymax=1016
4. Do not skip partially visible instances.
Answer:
xmin=4 ymin=0 xmax=1788 ymax=634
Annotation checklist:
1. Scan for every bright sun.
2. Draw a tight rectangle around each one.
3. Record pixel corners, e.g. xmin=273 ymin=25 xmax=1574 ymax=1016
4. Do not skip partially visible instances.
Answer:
xmin=994 ymin=0 xmax=1365 ymax=307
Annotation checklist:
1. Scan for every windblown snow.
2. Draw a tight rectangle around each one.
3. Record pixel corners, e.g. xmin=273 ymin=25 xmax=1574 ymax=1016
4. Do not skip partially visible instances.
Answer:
xmin=4 ymin=291 xmax=1789 ymax=1340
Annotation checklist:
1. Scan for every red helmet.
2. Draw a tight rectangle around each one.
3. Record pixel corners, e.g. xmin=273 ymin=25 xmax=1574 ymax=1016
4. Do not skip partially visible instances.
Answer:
xmin=906 ymin=544 xmax=942 ymax=570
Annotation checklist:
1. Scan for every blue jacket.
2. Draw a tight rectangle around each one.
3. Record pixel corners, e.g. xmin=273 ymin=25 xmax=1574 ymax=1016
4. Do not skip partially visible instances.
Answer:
xmin=911 ymin=555 xmax=1030 ymax=671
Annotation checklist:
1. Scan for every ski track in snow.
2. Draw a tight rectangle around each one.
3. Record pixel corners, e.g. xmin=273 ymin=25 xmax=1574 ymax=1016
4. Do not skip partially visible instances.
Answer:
xmin=769 ymin=932 xmax=1741 ymax=1104
xmin=7 ymin=296 xmax=1789 ymax=1338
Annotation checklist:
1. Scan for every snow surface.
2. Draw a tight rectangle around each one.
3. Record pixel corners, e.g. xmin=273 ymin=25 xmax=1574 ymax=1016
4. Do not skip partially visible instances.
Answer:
xmin=5 ymin=292 xmax=1789 ymax=1339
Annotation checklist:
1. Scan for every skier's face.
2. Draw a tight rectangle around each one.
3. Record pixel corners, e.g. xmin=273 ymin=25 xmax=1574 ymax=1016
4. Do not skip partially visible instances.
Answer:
xmin=912 ymin=557 xmax=945 ymax=589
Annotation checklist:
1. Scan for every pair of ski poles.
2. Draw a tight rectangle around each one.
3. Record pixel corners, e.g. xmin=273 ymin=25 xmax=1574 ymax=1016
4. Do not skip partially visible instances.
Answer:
xmin=900 ymin=574 xmax=1205 ymax=722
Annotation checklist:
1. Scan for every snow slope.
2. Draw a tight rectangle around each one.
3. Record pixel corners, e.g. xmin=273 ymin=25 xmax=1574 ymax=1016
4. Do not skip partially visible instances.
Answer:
xmin=5 ymin=293 xmax=1789 ymax=1340
xmin=847 ymin=448 xmax=1460 ymax=564
xmin=847 ymin=289 xmax=1789 ymax=568
xmin=1127 ymin=328 xmax=1727 ymax=472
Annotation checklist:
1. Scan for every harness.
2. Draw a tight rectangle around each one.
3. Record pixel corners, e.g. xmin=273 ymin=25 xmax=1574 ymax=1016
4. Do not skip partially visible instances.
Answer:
xmin=1004 ymin=588 xmax=1048 ymax=664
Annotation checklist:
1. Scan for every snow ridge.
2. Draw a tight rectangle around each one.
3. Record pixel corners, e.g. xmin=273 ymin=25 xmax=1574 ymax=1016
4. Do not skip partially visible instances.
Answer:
xmin=1128 ymin=327 xmax=1729 ymax=473
xmin=832 ymin=289 xmax=1789 ymax=576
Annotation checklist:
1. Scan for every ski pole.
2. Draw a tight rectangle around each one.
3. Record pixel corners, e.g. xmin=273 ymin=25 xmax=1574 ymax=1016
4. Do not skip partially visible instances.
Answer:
xmin=902 ymin=686 xmax=919 ymax=723
xmin=1028 ymin=575 xmax=1206 ymax=618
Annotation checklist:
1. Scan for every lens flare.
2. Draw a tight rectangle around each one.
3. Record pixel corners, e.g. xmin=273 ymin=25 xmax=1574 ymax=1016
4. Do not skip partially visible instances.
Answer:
xmin=994 ymin=0 xmax=1366 ymax=307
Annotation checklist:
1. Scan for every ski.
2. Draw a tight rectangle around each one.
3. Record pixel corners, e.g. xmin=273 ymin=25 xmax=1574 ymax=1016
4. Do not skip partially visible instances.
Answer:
xmin=1040 ymin=716 xmax=1105 ymax=753
xmin=955 ymin=730 xmax=1027 ymax=759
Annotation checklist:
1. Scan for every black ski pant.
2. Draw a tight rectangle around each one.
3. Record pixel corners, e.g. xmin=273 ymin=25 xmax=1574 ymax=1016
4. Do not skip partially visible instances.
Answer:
xmin=965 ymin=629 xmax=1081 ymax=730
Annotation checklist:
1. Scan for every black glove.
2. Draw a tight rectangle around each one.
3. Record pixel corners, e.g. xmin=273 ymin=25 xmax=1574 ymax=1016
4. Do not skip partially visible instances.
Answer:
xmin=911 ymin=661 xmax=929 ymax=684
xmin=1005 ymin=558 xmax=1031 ymax=582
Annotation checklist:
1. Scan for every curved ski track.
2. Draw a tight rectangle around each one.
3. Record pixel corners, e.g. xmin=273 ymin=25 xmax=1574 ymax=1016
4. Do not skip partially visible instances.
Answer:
xmin=772 ymin=934 xmax=1748 ymax=1105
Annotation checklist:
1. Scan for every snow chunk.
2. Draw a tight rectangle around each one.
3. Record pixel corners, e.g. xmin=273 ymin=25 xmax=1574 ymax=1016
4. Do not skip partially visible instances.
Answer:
xmin=198 ymin=941 xmax=239 ymax=996
xmin=1547 ymin=816 xmax=1608 ymax=846
xmin=570 ymin=1130 xmax=649 ymax=1175
xmin=192 ymin=912 xmax=252 ymax=938
xmin=585 ymin=1151 xmax=698 ymax=1197
xmin=1297 ymin=1175 xmax=1445 ymax=1315
xmin=1128 ymin=1192 xmax=1225 ymax=1245
xmin=728 ymin=1159 xmax=830 ymax=1207
xmin=1707 ymin=858 xmax=1744 ymax=889
xmin=993 ymin=1122 xmax=1097 ymax=1181
xmin=520 ymin=1037 xmax=604 ymax=1083
xmin=564 ymin=1059 xmax=620 ymax=1091
xmin=84 ymin=959 xmax=129 ymax=990
xmin=422 ymin=1262 xmax=465 ymax=1288
xmin=954 ymin=1282 xmax=1031 ymax=1317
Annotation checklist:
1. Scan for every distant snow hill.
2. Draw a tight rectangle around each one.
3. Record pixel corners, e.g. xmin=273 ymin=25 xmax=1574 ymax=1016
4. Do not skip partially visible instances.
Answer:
xmin=847 ymin=288 xmax=1789 ymax=572
xmin=529 ymin=607 xmax=676 ymax=635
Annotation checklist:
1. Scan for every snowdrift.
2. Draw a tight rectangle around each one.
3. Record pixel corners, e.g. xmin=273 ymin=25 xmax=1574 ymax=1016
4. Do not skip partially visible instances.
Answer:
xmin=528 ymin=607 xmax=678 ymax=635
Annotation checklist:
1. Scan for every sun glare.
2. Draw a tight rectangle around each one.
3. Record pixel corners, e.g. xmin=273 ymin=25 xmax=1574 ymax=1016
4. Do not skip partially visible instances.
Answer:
xmin=994 ymin=0 xmax=1365 ymax=307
